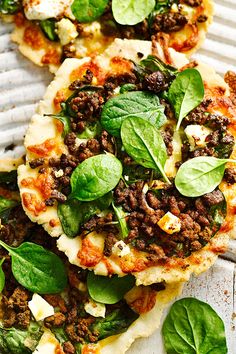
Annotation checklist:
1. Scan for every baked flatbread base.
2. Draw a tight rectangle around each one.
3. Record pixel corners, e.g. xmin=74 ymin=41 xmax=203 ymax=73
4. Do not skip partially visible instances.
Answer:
xmin=18 ymin=39 xmax=236 ymax=286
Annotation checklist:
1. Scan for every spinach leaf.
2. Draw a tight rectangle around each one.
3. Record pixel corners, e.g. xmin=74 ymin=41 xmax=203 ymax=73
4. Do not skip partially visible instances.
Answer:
xmin=58 ymin=193 xmax=113 ymax=238
xmin=101 ymin=91 xmax=166 ymax=137
xmin=162 ymin=297 xmax=227 ymax=354
xmin=87 ymin=272 xmax=135 ymax=304
xmin=40 ymin=19 xmax=58 ymax=41
xmin=0 ymin=0 xmax=21 ymax=14
xmin=52 ymin=327 xmax=82 ymax=353
xmin=0 ymin=170 xmax=17 ymax=186
xmin=121 ymin=117 xmax=170 ymax=183
xmin=168 ymin=68 xmax=204 ymax=130
xmin=174 ymin=156 xmax=232 ymax=197
xmin=112 ymin=0 xmax=155 ymax=25
xmin=0 ymin=241 xmax=67 ymax=294
xmin=70 ymin=154 xmax=122 ymax=201
xmin=45 ymin=113 xmax=71 ymax=137
xmin=141 ymin=55 xmax=178 ymax=79
xmin=0 ymin=258 xmax=5 ymax=293
xmin=0 ymin=322 xmax=43 ymax=354
xmin=71 ymin=0 xmax=108 ymax=22
xmin=0 ymin=195 xmax=18 ymax=222
xmin=120 ymin=84 xmax=137 ymax=94
xmin=210 ymin=191 xmax=227 ymax=229
xmin=112 ymin=203 xmax=129 ymax=239
xmin=77 ymin=121 xmax=102 ymax=139
xmin=90 ymin=304 xmax=139 ymax=340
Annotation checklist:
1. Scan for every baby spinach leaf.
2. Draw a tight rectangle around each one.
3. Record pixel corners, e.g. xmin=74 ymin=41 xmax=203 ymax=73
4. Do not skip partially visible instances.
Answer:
xmin=71 ymin=0 xmax=108 ymax=22
xmin=46 ymin=113 xmax=71 ymax=137
xmin=141 ymin=55 xmax=178 ymax=79
xmin=101 ymin=91 xmax=166 ymax=137
xmin=112 ymin=203 xmax=129 ymax=239
xmin=121 ymin=117 xmax=170 ymax=183
xmin=90 ymin=304 xmax=139 ymax=340
xmin=0 ymin=0 xmax=21 ymax=14
xmin=168 ymin=68 xmax=204 ymax=130
xmin=120 ymin=84 xmax=137 ymax=94
xmin=40 ymin=19 xmax=58 ymax=41
xmin=112 ymin=0 xmax=155 ymax=25
xmin=162 ymin=297 xmax=227 ymax=354
xmin=174 ymin=156 xmax=232 ymax=197
xmin=58 ymin=193 xmax=113 ymax=238
xmin=70 ymin=154 xmax=122 ymax=201
xmin=87 ymin=272 xmax=135 ymax=304
xmin=0 ymin=196 xmax=18 ymax=222
xmin=0 ymin=258 xmax=5 ymax=293
xmin=0 ymin=322 xmax=43 ymax=354
xmin=0 ymin=241 xmax=67 ymax=294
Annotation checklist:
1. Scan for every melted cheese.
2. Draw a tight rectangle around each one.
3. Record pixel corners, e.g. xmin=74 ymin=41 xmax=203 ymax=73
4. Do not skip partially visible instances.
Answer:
xmin=28 ymin=294 xmax=54 ymax=321
xmin=23 ymin=0 xmax=73 ymax=20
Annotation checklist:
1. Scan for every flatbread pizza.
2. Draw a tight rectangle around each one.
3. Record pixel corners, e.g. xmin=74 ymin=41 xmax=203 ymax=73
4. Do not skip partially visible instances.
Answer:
xmin=1 ymin=0 xmax=213 ymax=72
xmin=18 ymin=39 xmax=236 ymax=286
xmin=0 ymin=164 xmax=183 ymax=354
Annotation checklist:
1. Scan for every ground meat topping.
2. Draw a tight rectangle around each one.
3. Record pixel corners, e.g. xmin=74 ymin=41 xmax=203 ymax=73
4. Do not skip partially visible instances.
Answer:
xmin=224 ymin=168 xmax=236 ymax=185
xmin=151 ymin=13 xmax=188 ymax=33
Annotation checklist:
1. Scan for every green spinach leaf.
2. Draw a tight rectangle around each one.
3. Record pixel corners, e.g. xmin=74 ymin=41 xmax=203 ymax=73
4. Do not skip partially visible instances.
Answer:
xmin=0 ymin=195 xmax=18 ymax=221
xmin=0 ymin=170 xmax=18 ymax=188
xmin=40 ymin=19 xmax=58 ymax=41
xmin=70 ymin=154 xmax=122 ymax=201
xmin=0 ymin=241 xmax=67 ymax=294
xmin=87 ymin=272 xmax=135 ymax=304
xmin=141 ymin=55 xmax=178 ymax=79
xmin=0 ymin=0 xmax=21 ymax=14
xmin=0 ymin=322 xmax=43 ymax=354
xmin=168 ymin=68 xmax=204 ymax=130
xmin=121 ymin=117 xmax=170 ymax=183
xmin=45 ymin=113 xmax=71 ymax=137
xmin=112 ymin=0 xmax=155 ymax=25
xmin=112 ymin=203 xmax=129 ymax=239
xmin=101 ymin=91 xmax=166 ymax=137
xmin=162 ymin=297 xmax=227 ymax=354
xmin=174 ymin=156 xmax=232 ymax=197
xmin=58 ymin=193 xmax=113 ymax=238
xmin=0 ymin=258 xmax=5 ymax=293
xmin=77 ymin=121 xmax=102 ymax=139
xmin=90 ymin=304 xmax=139 ymax=340
xmin=71 ymin=0 xmax=108 ymax=22
xmin=120 ymin=84 xmax=137 ymax=94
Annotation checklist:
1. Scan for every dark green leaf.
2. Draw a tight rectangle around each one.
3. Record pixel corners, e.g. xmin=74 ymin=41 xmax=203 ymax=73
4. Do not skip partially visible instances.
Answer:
xmin=112 ymin=0 xmax=155 ymax=25
xmin=162 ymin=297 xmax=227 ymax=354
xmin=168 ymin=68 xmax=204 ymax=130
xmin=112 ymin=203 xmax=129 ymax=239
xmin=52 ymin=327 xmax=82 ymax=353
xmin=0 ymin=322 xmax=43 ymax=354
xmin=71 ymin=0 xmax=108 ymax=22
xmin=70 ymin=154 xmax=122 ymax=201
xmin=0 ymin=170 xmax=17 ymax=185
xmin=141 ymin=55 xmax=178 ymax=79
xmin=58 ymin=193 xmax=113 ymax=238
xmin=101 ymin=91 xmax=166 ymax=137
xmin=40 ymin=19 xmax=58 ymax=41
xmin=87 ymin=272 xmax=136 ymax=304
xmin=0 ymin=241 xmax=67 ymax=294
xmin=121 ymin=117 xmax=170 ymax=183
xmin=209 ymin=191 xmax=227 ymax=230
xmin=0 ymin=258 xmax=5 ymax=293
xmin=45 ymin=113 xmax=71 ymax=137
xmin=90 ymin=304 xmax=139 ymax=340
xmin=175 ymin=156 xmax=230 ymax=197
xmin=0 ymin=0 xmax=21 ymax=14
xmin=0 ymin=195 xmax=18 ymax=221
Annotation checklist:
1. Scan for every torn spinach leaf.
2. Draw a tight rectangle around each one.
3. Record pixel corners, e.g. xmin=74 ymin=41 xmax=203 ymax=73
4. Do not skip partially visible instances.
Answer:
xmin=112 ymin=203 xmax=129 ymax=239
xmin=0 ymin=322 xmax=43 ymax=354
xmin=77 ymin=121 xmax=102 ymax=139
xmin=90 ymin=304 xmax=139 ymax=340
xmin=0 ymin=196 xmax=18 ymax=222
xmin=140 ymin=55 xmax=178 ymax=80
xmin=58 ymin=192 xmax=113 ymax=238
xmin=40 ymin=19 xmax=58 ymax=41
xmin=0 ymin=0 xmax=21 ymax=14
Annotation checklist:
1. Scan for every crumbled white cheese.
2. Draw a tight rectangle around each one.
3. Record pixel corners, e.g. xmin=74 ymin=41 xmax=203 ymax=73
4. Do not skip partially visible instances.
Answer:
xmin=32 ymin=331 xmax=60 ymax=354
xmin=84 ymin=299 xmax=106 ymax=318
xmin=28 ymin=294 xmax=54 ymax=322
xmin=171 ymin=3 xmax=179 ymax=12
xmin=185 ymin=124 xmax=212 ymax=151
xmin=112 ymin=241 xmax=131 ymax=257
xmin=23 ymin=0 xmax=71 ymax=20
xmin=157 ymin=212 xmax=181 ymax=234
xmin=142 ymin=183 xmax=149 ymax=194
xmin=151 ymin=180 xmax=166 ymax=190
xmin=56 ymin=18 xmax=78 ymax=46
xmin=54 ymin=169 xmax=64 ymax=178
